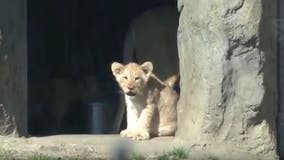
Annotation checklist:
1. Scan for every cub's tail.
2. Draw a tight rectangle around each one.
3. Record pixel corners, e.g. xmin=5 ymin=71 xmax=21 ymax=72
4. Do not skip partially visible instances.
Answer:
xmin=164 ymin=74 xmax=180 ymax=88
xmin=150 ymin=73 xmax=180 ymax=90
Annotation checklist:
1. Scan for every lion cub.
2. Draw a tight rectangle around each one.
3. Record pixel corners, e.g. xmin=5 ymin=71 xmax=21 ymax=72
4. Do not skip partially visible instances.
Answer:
xmin=111 ymin=61 xmax=179 ymax=140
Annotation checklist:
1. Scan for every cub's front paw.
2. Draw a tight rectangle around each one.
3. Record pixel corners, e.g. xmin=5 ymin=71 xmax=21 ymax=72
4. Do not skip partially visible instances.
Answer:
xmin=131 ymin=129 xmax=150 ymax=140
xmin=120 ymin=129 xmax=133 ymax=138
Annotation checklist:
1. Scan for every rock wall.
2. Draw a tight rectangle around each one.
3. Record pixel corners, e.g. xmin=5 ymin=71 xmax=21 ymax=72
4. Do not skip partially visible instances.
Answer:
xmin=176 ymin=0 xmax=278 ymax=159
xmin=278 ymin=0 xmax=284 ymax=157
xmin=0 ymin=0 xmax=27 ymax=136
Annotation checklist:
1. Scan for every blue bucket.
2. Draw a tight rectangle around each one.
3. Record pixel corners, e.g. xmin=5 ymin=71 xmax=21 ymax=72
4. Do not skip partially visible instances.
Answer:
xmin=84 ymin=102 xmax=106 ymax=134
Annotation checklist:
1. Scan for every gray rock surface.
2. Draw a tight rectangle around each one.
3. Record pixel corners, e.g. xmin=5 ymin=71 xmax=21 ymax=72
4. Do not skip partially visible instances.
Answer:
xmin=278 ymin=0 xmax=284 ymax=157
xmin=176 ymin=0 xmax=278 ymax=159
xmin=0 ymin=0 xmax=27 ymax=136
xmin=0 ymin=135 xmax=262 ymax=160
xmin=0 ymin=104 xmax=18 ymax=136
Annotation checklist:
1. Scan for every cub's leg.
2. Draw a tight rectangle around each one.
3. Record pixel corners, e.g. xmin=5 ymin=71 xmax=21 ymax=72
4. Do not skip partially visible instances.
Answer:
xmin=120 ymin=104 xmax=138 ymax=138
xmin=158 ymin=124 xmax=176 ymax=136
xmin=130 ymin=103 xmax=154 ymax=140
xmin=130 ymin=90 xmax=158 ymax=140
xmin=120 ymin=104 xmax=154 ymax=140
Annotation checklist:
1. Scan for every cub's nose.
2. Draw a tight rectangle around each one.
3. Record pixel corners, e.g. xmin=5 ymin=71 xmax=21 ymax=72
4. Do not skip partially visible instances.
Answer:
xmin=128 ymin=86 xmax=134 ymax=90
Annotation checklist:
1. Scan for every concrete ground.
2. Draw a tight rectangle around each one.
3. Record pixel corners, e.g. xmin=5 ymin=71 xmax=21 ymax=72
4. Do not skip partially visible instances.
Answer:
xmin=0 ymin=135 xmax=262 ymax=160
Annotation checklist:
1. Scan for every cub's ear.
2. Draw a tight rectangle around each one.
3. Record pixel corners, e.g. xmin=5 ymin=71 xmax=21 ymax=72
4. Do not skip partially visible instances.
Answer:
xmin=141 ymin=61 xmax=153 ymax=77
xmin=111 ymin=62 xmax=124 ymax=77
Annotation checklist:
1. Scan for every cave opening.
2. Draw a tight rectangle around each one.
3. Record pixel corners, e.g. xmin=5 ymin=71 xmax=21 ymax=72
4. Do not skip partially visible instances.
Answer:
xmin=27 ymin=0 xmax=179 ymax=136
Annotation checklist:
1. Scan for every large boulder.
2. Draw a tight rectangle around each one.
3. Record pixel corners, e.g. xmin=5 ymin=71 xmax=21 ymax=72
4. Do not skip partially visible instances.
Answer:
xmin=278 ymin=1 xmax=284 ymax=157
xmin=0 ymin=0 xmax=27 ymax=136
xmin=0 ymin=28 xmax=18 ymax=136
xmin=176 ymin=0 xmax=278 ymax=159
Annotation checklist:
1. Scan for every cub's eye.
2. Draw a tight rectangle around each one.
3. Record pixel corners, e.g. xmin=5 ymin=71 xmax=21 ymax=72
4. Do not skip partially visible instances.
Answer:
xmin=123 ymin=76 xmax=128 ymax=80
xmin=135 ymin=77 xmax=140 ymax=81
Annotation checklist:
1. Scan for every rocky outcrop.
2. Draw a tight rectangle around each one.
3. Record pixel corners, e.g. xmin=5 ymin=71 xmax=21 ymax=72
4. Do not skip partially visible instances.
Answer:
xmin=0 ymin=29 xmax=18 ymax=136
xmin=176 ymin=0 xmax=278 ymax=159
xmin=0 ymin=0 xmax=27 ymax=136
xmin=0 ymin=104 xmax=18 ymax=136
xmin=278 ymin=0 xmax=284 ymax=157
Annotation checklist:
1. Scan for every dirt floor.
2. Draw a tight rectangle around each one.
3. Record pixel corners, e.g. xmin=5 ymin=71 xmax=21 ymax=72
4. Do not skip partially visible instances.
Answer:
xmin=0 ymin=135 xmax=262 ymax=160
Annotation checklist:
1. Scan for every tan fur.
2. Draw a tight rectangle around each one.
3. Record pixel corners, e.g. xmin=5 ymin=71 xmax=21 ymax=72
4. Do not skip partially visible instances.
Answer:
xmin=111 ymin=61 xmax=179 ymax=140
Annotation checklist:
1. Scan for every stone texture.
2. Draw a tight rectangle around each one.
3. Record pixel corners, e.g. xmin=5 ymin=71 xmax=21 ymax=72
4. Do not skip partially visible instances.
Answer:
xmin=176 ymin=0 xmax=278 ymax=159
xmin=0 ymin=0 xmax=27 ymax=136
xmin=0 ymin=105 xmax=18 ymax=136
xmin=0 ymin=135 xmax=261 ymax=160
xmin=278 ymin=0 xmax=284 ymax=157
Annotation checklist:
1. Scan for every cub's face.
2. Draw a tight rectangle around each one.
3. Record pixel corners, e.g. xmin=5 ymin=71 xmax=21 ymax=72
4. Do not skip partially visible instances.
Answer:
xmin=111 ymin=62 xmax=153 ymax=97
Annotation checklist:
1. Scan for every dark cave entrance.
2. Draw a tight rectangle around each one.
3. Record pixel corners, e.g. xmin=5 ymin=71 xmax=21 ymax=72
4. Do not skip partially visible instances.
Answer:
xmin=27 ymin=0 xmax=178 ymax=136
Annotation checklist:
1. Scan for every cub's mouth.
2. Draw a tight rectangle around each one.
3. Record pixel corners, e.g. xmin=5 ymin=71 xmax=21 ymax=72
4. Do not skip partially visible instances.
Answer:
xmin=126 ymin=91 xmax=136 ymax=96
